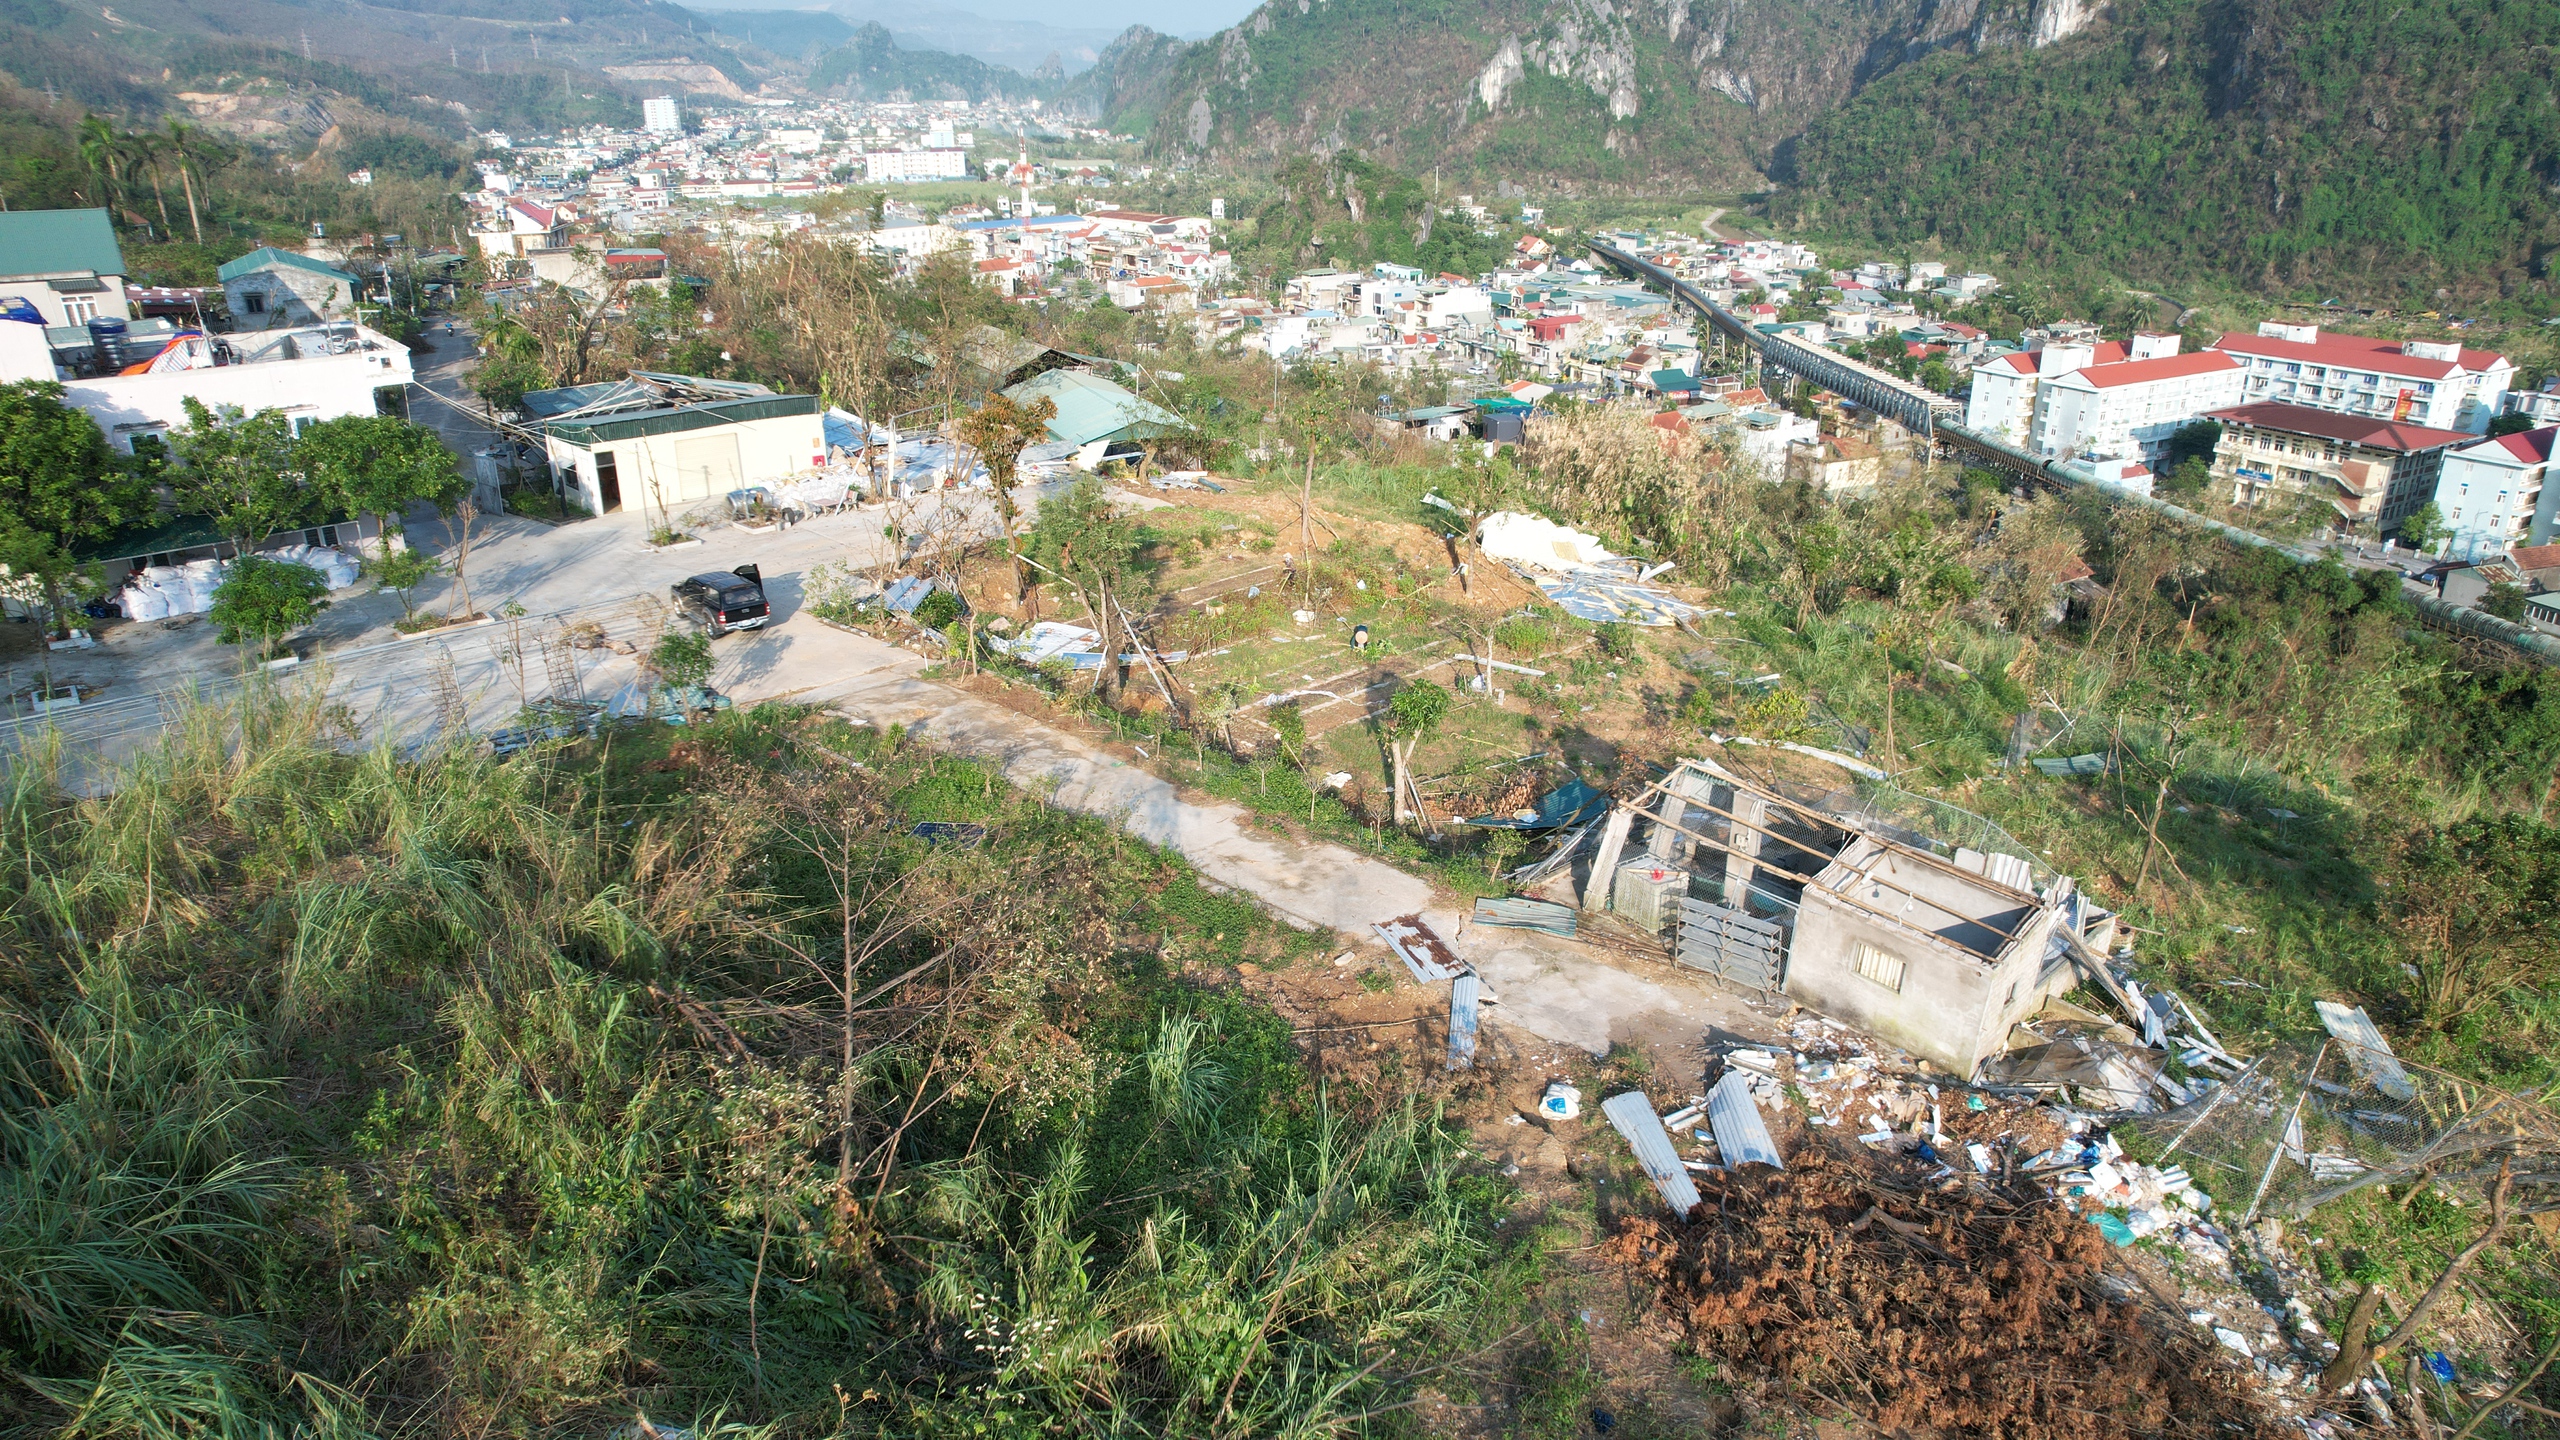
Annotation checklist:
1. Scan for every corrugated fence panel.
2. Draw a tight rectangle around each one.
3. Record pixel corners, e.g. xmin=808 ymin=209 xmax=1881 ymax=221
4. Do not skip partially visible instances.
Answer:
xmin=1674 ymin=898 xmax=1784 ymax=990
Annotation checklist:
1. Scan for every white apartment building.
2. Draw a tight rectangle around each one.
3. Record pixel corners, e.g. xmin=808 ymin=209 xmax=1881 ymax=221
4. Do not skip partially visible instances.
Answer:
xmin=2208 ymin=322 xmax=2511 ymax=434
xmin=642 ymin=95 xmax=681 ymax=135
xmin=865 ymin=148 xmax=969 ymax=183
xmin=2031 ymin=350 xmax=2244 ymax=463
xmin=2433 ymin=426 xmax=2559 ymax=561
xmin=1962 ymin=335 xmax=2161 ymax=445
xmin=2500 ymin=377 xmax=2560 ymax=428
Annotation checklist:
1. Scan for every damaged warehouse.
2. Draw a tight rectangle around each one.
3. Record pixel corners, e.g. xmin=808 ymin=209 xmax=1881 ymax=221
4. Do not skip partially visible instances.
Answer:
xmin=1563 ymin=756 xmax=2118 ymax=1078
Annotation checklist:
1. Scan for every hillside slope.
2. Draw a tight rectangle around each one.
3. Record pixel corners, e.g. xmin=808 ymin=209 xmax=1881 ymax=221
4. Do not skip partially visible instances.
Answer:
xmin=0 ymin=0 xmax=780 ymax=135
xmin=809 ymin=21 xmax=1042 ymax=100
xmin=1101 ymin=0 xmax=2101 ymax=191
xmin=1773 ymin=0 xmax=2560 ymax=298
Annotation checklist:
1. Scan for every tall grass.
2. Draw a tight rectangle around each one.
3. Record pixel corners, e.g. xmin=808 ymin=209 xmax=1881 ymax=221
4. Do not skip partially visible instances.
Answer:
xmin=0 ymin=686 xmax=1521 ymax=1437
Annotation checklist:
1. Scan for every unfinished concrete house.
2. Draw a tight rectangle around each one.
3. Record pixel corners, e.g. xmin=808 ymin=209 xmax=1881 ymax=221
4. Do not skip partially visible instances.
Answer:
xmin=1570 ymin=756 xmax=2112 ymax=1076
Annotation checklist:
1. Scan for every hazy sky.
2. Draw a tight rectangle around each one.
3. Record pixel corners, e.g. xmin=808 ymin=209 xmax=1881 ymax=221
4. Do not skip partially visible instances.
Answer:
xmin=937 ymin=0 xmax=1257 ymax=33
xmin=696 ymin=0 xmax=1261 ymax=40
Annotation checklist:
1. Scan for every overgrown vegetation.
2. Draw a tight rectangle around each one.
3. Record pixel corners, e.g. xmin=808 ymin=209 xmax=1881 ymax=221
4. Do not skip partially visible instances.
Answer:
xmin=0 ymin=694 xmax=1522 ymax=1435
xmin=1777 ymin=0 xmax=2560 ymax=302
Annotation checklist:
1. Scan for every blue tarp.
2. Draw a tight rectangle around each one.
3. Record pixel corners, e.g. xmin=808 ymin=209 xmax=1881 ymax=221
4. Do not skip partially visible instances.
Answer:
xmin=1460 ymin=776 xmax=1607 ymax=830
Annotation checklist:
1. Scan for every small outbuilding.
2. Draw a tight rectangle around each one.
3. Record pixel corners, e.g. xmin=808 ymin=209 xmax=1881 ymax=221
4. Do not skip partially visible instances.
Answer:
xmin=219 ymin=248 xmax=362 ymax=328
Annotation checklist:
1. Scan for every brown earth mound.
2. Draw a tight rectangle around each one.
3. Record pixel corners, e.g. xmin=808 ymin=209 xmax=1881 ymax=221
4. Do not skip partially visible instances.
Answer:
xmin=1601 ymin=1146 xmax=2278 ymax=1440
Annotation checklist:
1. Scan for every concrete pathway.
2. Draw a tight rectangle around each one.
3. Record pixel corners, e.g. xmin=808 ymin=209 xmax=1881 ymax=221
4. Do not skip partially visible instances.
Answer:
xmin=717 ymin=619 xmax=1433 ymax=934
xmin=714 ymin=620 xmax=1750 ymax=1056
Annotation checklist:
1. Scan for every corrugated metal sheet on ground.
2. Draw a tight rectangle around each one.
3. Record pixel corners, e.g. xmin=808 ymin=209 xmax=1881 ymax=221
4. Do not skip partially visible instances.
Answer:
xmin=1472 ymin=896 xmax=1577 ymax=936
xmin=1601 ymin=1091 xmax=1704 ymax=1216
xmin=1706 ymin=1070 xmax=1784 ymax=1170
xmin=2031 ymin=753 xmax=2113 ymax=776
xmin=1447 ymin=974 xmax=1481 ymax=1070
xmin=2315 ymin=1001 xmax=2418 ymax=1102
xmin=1520 ymin=568 xmax=1706 ymax=627
xmin=1375 ymin=914 xmax=1463 ymax=983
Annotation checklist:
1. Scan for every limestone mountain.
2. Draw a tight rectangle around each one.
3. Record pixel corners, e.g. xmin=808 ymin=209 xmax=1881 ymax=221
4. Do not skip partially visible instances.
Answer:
xmin=1074 ymin=0 xmax=2106 ymax=190
xmin=808 ymin=20 xmax=1044 ymax=99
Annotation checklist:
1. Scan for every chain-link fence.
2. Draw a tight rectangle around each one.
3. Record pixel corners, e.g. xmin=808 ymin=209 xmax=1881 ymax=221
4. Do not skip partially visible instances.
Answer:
xmin=2136 ymin=1040 xmax=2560 ymax=1221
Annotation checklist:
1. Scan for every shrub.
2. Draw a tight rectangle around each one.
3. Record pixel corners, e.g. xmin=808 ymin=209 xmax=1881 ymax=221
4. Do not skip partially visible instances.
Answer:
xmin=911 ymin=586 xmax=965 ymax=631
xmin=208 ymin=556 xmax=329 ymax=647
xmin=650 ymin=629 xmax=715 ymax=690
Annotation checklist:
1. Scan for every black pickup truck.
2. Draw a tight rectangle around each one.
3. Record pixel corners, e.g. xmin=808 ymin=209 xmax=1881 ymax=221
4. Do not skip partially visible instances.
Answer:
xmin=671 ymin=564 xmax=770 ymax=636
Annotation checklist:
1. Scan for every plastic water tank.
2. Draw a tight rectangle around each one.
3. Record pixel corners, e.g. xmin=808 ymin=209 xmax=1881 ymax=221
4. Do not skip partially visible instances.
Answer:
xmin=86 ymin=317 xmax=129 ymax=371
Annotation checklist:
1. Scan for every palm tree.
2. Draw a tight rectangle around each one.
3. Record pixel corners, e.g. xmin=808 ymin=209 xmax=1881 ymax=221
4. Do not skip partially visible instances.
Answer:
xmin=127 ymin=130 xmax=171 ymax=235
xmin=76 ymin=115 xmax=121 ymax=212
xmin=163 ymin=120 xmax=209 ymax=244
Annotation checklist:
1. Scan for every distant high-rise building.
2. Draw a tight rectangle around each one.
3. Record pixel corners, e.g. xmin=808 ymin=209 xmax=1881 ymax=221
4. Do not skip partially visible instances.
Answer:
xmin=643 ymin=95 xmax=681 ymax=135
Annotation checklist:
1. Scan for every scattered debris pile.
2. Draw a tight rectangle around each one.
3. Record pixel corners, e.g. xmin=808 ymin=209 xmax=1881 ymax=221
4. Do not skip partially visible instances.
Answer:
xmin=1603 ymin=1144 xmax=2280 ymax=1440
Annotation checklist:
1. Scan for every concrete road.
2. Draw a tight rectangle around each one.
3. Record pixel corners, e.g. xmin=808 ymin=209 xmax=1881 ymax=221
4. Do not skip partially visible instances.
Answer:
xmin=713 ymin=619 xmax=1750 ymax=1058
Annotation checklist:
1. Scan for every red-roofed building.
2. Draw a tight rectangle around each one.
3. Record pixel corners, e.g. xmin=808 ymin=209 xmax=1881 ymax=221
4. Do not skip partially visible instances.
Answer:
xmin=2206 ymin=322 xmax=2512 ymax=434
xmin=2032 ymin=350 xmax=2244 ymax=463
xmin=2433 ymin=424 xmax=2559 ymax=559
xmin=2208 ymin=402 xmax=2477 ymax=532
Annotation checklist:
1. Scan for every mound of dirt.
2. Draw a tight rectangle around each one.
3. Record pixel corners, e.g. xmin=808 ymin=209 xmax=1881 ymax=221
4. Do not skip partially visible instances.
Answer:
xmin=1601 ymin=1146 xmax=2278 ymax=1440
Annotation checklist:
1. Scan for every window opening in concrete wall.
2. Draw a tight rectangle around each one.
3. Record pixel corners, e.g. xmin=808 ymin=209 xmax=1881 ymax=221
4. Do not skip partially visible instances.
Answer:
xmin=1855 ymin=941 xmax=1905 ymax=992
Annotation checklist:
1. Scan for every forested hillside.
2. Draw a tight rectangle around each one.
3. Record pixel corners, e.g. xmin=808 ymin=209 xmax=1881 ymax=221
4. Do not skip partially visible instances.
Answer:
xmin=1774 ymin=0 xmax=2560 ymax=299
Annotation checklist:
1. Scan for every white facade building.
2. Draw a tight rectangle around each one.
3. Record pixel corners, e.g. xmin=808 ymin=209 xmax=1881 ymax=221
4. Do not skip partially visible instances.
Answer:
xmin=2433 ymin=426 xmax=2559 ymax=561
xmin=0 ymin=317 xmax=414 ymax=453
xmin=2208 ymin=322 xmax=2512 ymax=434
xmin=865 ymin=148 xmax=970 ymax=183
xmin=2030 ymin=351 xmax=2244 ymax=463
xmin=643 ymin=95 xmax=682 ymax=135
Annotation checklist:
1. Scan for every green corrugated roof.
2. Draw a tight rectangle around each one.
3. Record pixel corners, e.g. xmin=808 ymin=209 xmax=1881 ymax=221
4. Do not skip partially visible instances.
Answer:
xmin=217 ymin=246 xmax=359 ymax=287
xmin=1000 ymin=369 xmax=1188 ymax=448
xmin=0 ymin=208 xmax=125 ymax=280
xmin=536 ymin=393 xmax=819 ymax=446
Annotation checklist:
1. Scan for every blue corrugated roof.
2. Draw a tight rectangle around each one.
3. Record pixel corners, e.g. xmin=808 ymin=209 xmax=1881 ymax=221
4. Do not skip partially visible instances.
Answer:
xmin=217 ymin=246 xmax=359 ymax=287
xmin=0 ymin=208 xmax=124 ymax=280
xmin=1000 ymin=368 xmax=1189 ymax=448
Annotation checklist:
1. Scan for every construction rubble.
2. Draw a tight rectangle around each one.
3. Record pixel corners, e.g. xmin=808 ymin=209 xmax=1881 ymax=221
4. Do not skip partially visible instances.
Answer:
xmin=1586 ymin=1005 xmax=2446 ymax=1438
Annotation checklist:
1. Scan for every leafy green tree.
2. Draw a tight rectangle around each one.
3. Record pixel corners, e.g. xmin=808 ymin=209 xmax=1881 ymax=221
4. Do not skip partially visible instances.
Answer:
xmin=2161 ymin=455 xmax=2212 ymax=500
xmin=2487 ymin=412 xmax=2537 ymax=438
xmin=2159 ymin=420 xmax=2222 ymax=475
xmin=0 ymin=381 xmax=148 ymax=634
xmin=1026 ymin=478 xmax=1143 ymax=693
xmin=366 ymin=546 xmax=442 ymax=621
xmin=472 ymin=318 xmax=551 ymax=412
xmin=1383 ymin=678 xmax=1452 ymax=829
xmin=208 ymin=555 xmax=328 ymax=647
xmin=954 ymin=391 xmax=1059 ymax=602
xmin=170 ymin=399 xmax=307 ymax=551
xmin=294 ymin=414 xmax=468 ymax=528
xmin=650 ymin=628 xmax=715 ymax=691
xmin=2396 ymin=502 xmax=2450 ymax=552
xmin=2481 ymin=582 xmax=2529 ymax=622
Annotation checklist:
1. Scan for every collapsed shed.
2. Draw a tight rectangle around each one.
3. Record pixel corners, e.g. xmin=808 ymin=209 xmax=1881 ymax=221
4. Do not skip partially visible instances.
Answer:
xmin=1567 ymin=755 xmax=2115 ymax=1076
